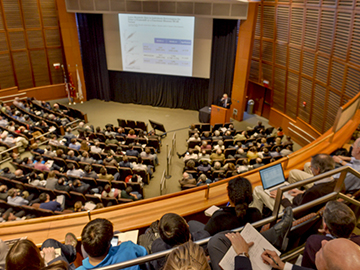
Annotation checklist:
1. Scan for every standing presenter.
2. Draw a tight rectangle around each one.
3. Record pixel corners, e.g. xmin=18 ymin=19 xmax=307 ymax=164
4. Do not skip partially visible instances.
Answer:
xmin=220 ymin=93 xmax=232 ymax=108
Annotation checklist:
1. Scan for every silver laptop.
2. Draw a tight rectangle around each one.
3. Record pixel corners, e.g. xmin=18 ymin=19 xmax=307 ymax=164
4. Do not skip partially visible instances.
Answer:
xmin=259 ymin=163 xmax=293 ymax=200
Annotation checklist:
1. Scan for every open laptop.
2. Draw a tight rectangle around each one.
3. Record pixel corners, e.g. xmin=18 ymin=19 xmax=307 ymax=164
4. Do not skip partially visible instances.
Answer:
xmin=259 ymin=163 xmax=293 ymax=200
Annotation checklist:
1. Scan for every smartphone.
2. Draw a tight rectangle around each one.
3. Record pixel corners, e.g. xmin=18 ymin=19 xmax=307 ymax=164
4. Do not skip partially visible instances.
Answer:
xmin=111 ymin=236 xmax=118 ymax=247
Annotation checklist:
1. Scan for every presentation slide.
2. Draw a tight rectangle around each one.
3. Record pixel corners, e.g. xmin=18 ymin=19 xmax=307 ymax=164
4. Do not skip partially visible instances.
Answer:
xmin=119 ymin=14 xmax=195 ymax=77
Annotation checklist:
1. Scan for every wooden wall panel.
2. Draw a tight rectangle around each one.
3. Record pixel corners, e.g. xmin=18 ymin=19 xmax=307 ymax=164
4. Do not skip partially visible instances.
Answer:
xmin=253 ymin=39 xmax=260 ymax=58
xmin=273 ymin=67 xmax=286 ymax=111
xmin=0 ymin=54 xmax=15 ymax=88
xmin=8 ymin=31 xmax=26 ymax=50
xmin=0 ymin=32 xmax=8 ymax=51
xmin=30 ymin=50 xmax=50 ymax=86
xmin=249 ymin=1 xmax=360 ymax=134
xmin=250 ymin=60 xmax=259 ymax=81
xmin=27 ymin=30 xmax=44 ymax=48
xmin=22 ymin=0 xmax=41 ymax=28
xmin=40 ymin=0 xmax=59 ymax=27
xmin=48 ymin=48 xmax=64 ymax=84
xmin=2 ymin=0 xmax=23 ymax=29
xmin=12 ymin=51 xmax=33 ymax=89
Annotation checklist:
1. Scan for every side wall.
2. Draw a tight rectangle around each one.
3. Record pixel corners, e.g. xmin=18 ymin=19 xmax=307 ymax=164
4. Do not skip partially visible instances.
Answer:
xmin=249 ymin=0 xmax=360 ymax=134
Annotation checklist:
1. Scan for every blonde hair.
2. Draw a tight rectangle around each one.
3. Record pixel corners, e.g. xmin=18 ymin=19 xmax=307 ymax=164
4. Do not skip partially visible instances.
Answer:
xmin=163 ymin=241 xmax=210 ymax=270
xmin=74 ymin=201 xmax=83 ymax=212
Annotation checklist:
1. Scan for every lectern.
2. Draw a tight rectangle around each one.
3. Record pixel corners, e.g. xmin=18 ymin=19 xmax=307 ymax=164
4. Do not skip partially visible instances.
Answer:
xmin=210 ymin=105 xmax=231 ymax=126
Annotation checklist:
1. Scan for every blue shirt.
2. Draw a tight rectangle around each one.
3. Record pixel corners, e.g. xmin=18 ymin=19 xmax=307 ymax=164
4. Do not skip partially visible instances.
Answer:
xmin=76 ymin=241 xmax=147 ymax=270
xmin=40 ymin=201 xmax=62 ymax=212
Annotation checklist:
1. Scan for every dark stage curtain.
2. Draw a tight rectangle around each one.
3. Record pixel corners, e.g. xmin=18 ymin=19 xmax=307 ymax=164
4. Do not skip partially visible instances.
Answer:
xmin=109 ymin=71 xmax=209 ymax=110
xmin=207 ymin=19 xmax=238 ymax=106
xmin=76 ymin=14 xmax=111 ymax=101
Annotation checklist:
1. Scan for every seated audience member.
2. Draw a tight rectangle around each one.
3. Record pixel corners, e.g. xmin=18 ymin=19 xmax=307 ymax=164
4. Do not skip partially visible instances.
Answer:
xmin=6 ymin=234 xmax=77 ymax=270
xmin=56 ymin=149 xmax=67 ymax=160
xmin=213 ymin=140 xmax=225 ymax=152
xmin=74 ymin=201 xmax=85 ymax=212
xmin=11 ymin=152 xmax=23 ymax=164
xmin=39 ymin=192 xmax=64 ymax=212
xmin=233 ymin=148 xmax=247 ymax=159
xmin=13 ymin=169 xmax=28 ymax=183
xmin=198 ymin=149 xmax=211 ymax=163
xmin=332 ymin=137 xmax=360 ymax=192
xmin=67 ymin=163 xmax=84 ymax=178
xmin=1 ymin=131 xmax=29 ymax=151
xmin=33 ymin=156 xmax=51 ymax=172
xmin=67 ymin=150 xmax=81 ymax=162
xmin=222 ymin=130 xmax=233 ymax=140
xmin=81 ymin=151 xmax=98 ymax=164
xmin=55 ymin=178 xmax=73 ymax=193
xmin=207 ymin=207 xmax=293 ymax=270
xmin=80 ymin=140 xmax=90 ymax=152
xmin=252 ymin=158 xmax=264 ymax=169
xmin=83 ymin=165 xmax=98 ymax=179
xmin=270 ymin=147 xmax=282 ymax=158
xmin=251 ymin=154 xmax=336 ymax=217
xmin=212 ymin=130 xmax=223 ymax=140
xmin=0 ymin=185 xmax=8 ymax=200
xmin=30 ymin=143 xmax=45 ymax=154
xmin=98 ymin=167 xmax=114 ymax=181
xmin=199 ymin=141 xmax=212 ymax=151
xmin=1 ymin=167 xmax=15 ymax=179
xmin=101 ymin=145 xmax=115 ymax=156
xmin=183 ymin=149 xmax=198 ymax=163
xmin=2 ymin=207 xmax=27 ymax=222
xmin=45 ymin=171 xmax=58 ymax=190
xmin=7 ymin=188 xmax=29 ymax=206
xmin=247 ymin=146 xmax=259 ymax=161
xmin=119 ymin=156 xmax=133 ymax=168
xmin=302 ymin=200 xmax=360 ymax=269
xmin=233 ymin=131 xmax=248 ymax=143
xmin=103 ymin=153 xmax=118 ymax=167
xmin=282 ymin=136 xmax=293 ymax=146
xmin=178 ymin=172 xmax=196 ymax=187
xmin=49 ymin=134 xmax=63 ymax=147
xmin=140 ymin=147 xmax=159 ymax=166
xmin=196 ymin=174 xmax=212 ymax=186
xmin=163 ymin=241 xmax=210 ymax=270
xmin=101 ymin=184 xmax=120 ymax=199
xmin=151 ymin=213 xmax=210 ymax=270
xmin=210 ymin=149 xmax=225 ymax=163
xmin=183 ymin=159 xmax=196 ymax=171
xmin=121 ymin=186 xmax=142 ymax=201
xmin=126 ymin=143 xmax=139 ymax=157
xmin=68 ymin=138 xmax=81 ymax=151
xmin=280 ymin=145 xmax=293 ymax=156
xmin=187 ymin=133 xmax=201 ymax=144
xmin=261 ymin=147 xmax=271 ymax=158
xmin=90 ymin=142 xmax=102 ymax=153
xmin=72 ymin=180 xmax=90 ymax=195
xmin=220 ymin=233 xmax=360 ymax=270
xmin=197 ymin=160 xmax=211 ymax=173
xmin=78 ymin=218 xmax=147 ymax=270
xmin=127 ymin=129 xmax=137 ymax=138
xmin=204 ymin=177 xmax=262 ymax=236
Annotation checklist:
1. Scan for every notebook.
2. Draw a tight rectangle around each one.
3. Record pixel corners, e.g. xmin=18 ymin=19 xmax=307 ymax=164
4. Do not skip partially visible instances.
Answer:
xmin=259 ymin=163 xmax=293 ymax=200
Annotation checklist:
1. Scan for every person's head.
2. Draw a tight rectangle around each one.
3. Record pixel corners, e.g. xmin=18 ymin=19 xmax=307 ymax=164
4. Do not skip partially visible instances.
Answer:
xmin=186 ymin=159 xmax=195 ymax=169
xmin=351 ymin=138 xmax=360 ymax=158
xmin=68 ymin=150 xmax=74 ymax=157
xmin=315 ymin=238 xmax=360 ymax=270
xmin=3 ymin=167 xmax=10 ymax=173
xmin=217 ymin=140 xmax=223 ymax=146
xmin=57 ymin=178 xmax=66 ymax=185
xmin=263 ymin=147 xmax=269 ymax=154
xmin=228 ymin=163 xmax=235 ymax=170
xmin=214 ymin=130 xmax=220 ymax=137
xmin=182 ymin=172 xmax=190 ymax=180
xmin=0 ymin=185 xmax=7 ymax=193
xmin=14 ymin=169 xmax=23 ymax=177
xmin=213 ymin=161 xmax=221 ymax=170
xmin=216 ymin=149 xmax=222 ymax=155
xmin=237 ymin=148 xmax=244 ymax=154
xmin=39 ymin=193 xmax=50 ymax=203
xmin=201 ymin=160 xmax=209 ymax=167
xmin=81 ymin=218 xmax=114 ymax=258
xmin=81 ymin=140 xmax=89 ymax=149
xmin=74 ymin=201 xmax=83 ymax=212
xmin=322 ymin=200 xmax=356 ymax=238
xmin=56 ymin=149 xmax=63 ymax=157
xmin=275 ymin=137 xmax=282 ymax=145
xmin=6 ymin=239 xmax=45 ymax=270
xmin=7 ymin=188 xmax=18 ymax=198
xmin=227 ymin=177 xmax=253 ymax=218
xmin=129 ymin=129 xmax=135 ymax=135
xmin=223 ymin=93 xmax=228 ymax=99
xmin=82 ymin=151 xmax=89 ymax=158
xmin=84 ymin=165 xmax=92 ymax=173
xmin=122 ymin=156 xmax=128 ymax=163
xmin=163 ymin=240 xmax=211 ymax=270
xmin=2 ymin=211 xmax=16 ymax=221
xmin=125 ymin=186 xmax=133 ymax=194
xmin=73 ymin=180 xmax=81 ymax=187
xmin=70 ymin=138 xmax=76 ymax=144
xmin=145 ymin=147 xmax=151 ymax=155
xmin=67 ymin=163 xmax=75 ymax=170
xmin=100 ymin=167 xmax=107 ymax=175
xmin=256 ymin=158 xmax=262 ymax=164
xmin=310 ymin=154 xmax=335 ymax=175
xmin=158 ymin=213 xmax=190 ymax=247
xmin=47 ymin=171 xmax=56 ymax=179
xmin=104 ymin=184 xmax=111 ymax=193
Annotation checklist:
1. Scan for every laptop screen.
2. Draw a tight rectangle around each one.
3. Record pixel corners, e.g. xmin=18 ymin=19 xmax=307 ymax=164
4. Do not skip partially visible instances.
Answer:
xmin=259 ymin=163 xmax=286 ymax=190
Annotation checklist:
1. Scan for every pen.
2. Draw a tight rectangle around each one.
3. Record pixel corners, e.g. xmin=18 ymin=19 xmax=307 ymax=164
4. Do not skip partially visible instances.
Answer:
xmin=263 ymin=248 xmax=279 ymax=266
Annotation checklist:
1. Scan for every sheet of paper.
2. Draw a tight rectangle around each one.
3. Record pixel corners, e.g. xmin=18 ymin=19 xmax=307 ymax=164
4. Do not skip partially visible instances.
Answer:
xmin=115 ymin=230 xmax=139 ymax=244
xmin=219 ymin=223 xmax=280 ymax=270
xmin=204 ymin=205 xmax=220 ymax=217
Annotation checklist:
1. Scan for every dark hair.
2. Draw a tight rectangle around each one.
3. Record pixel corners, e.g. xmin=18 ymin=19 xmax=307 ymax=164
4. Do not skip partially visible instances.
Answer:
xmin=6 ymin=239 xmax=45 ymax=270
xmin=81 ymin=218 xmax=113 ymax=258
xmin=3 ymin=167 xmax=9 ymax=173
xmin=311 ymin=154 xmax=335 ymax=174
xmin=39 ymin=193 xmax=48 ymax=202
xmin=227 ymin=177 xmax=253 ymax=218
xmin=84 ymin=165 xmax=91 ymax=173
xmin=323 ymin=201 xmax=356 ymax=238
xmin=158 ymin=213 xmax=190 ymax=247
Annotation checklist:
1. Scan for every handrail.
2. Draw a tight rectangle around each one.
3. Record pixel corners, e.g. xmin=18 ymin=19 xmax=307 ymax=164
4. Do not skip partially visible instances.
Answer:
xmin=289 ymin=122 xmax=316 ymax=141
xmin=288 ymin=127 xmax=312 ymax=144
xmin=93 ymin=165 xmax=360 ymax=270
xmin=0 ymin=92 xmax=26 ymax=99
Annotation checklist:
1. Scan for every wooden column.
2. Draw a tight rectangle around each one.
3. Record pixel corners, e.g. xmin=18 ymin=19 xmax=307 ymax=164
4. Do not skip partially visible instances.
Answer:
xmin=56 ymin=0 xmax=87 ymax=102
xmin=230 ymin=2 xmax=259 ymax=121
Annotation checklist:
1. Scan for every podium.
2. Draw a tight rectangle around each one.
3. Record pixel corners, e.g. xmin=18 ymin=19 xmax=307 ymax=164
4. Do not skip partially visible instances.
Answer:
xmin=210 ymin=105 xmax=231 ymax=126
